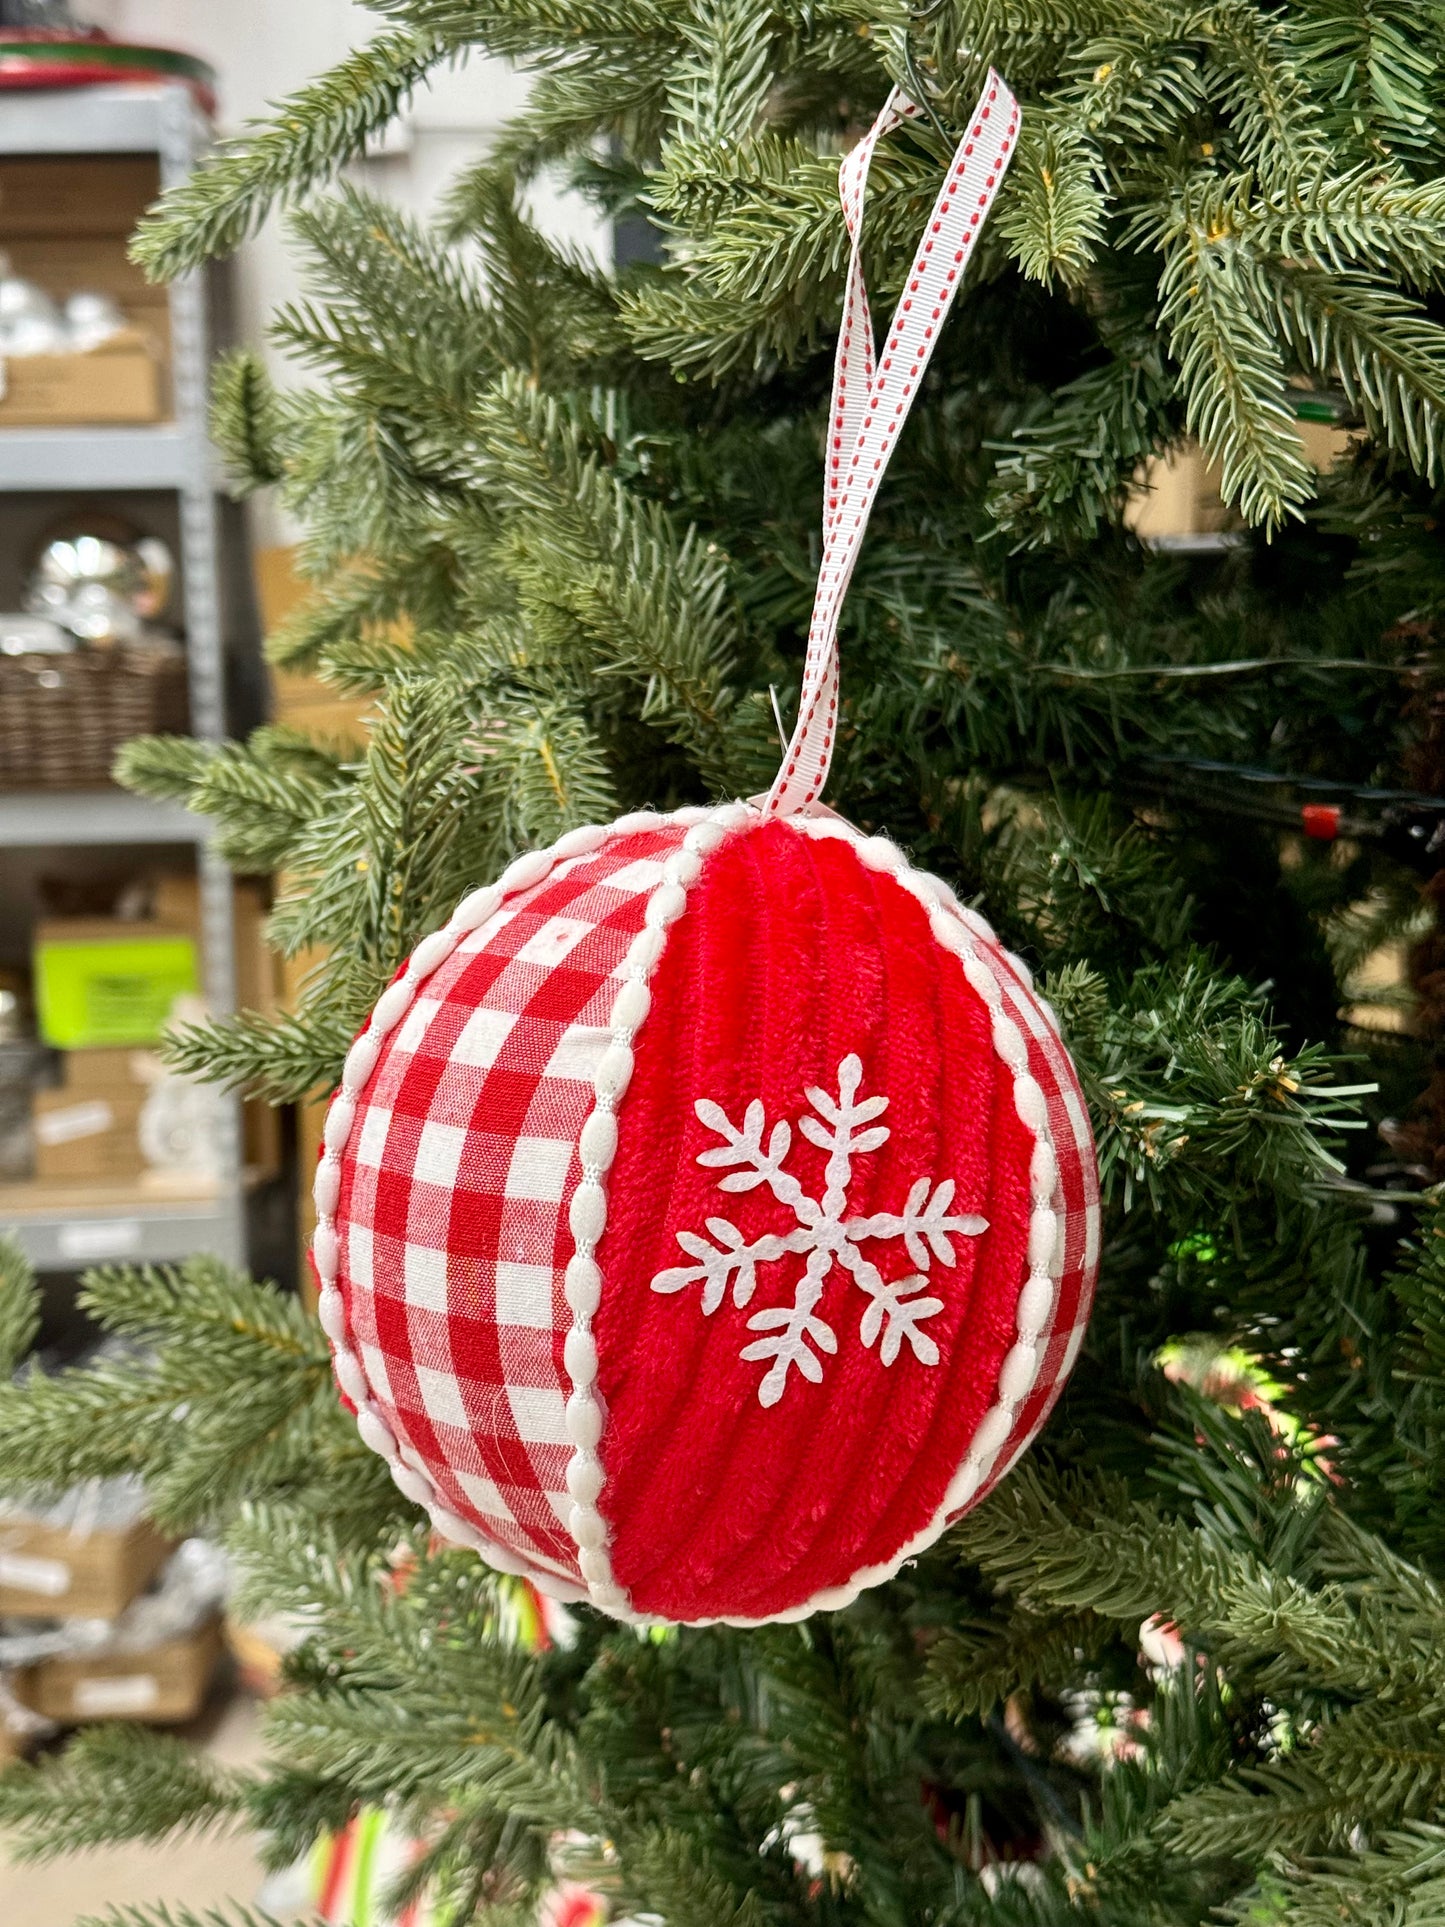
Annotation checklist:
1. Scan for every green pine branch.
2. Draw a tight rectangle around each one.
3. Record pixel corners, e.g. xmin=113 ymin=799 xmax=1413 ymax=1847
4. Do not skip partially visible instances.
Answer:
xmin=1218 ymin=1822 xmax=1445 ymax=1927
xmin=263 ymin=560 xmax=454 ymax=677
xmin=210 ymin=350 xmax=287 ymax=495
xmin=118 ymin=731 xmax=341 ymax=874
xmin=1287 ymin=0 xmax=1445 ymax=163
xmin=1162 ymin=1709 xmax=1445 ymax=1860
xmin=0 ymin=1728 xmax=245 ymax=1864
xmin=953 ymin=1463 xmax=1445 ymax=1699
xmin=0 ymin=1256 xmax=370 ymax=1536
xmin=132 ymin=28 xmax=454 ymax=279
xmin=461 ymin=376 xmax=767 ymax=790
xmin=76 ymin=1910 xmax=305 ymax=1927
xmin=0 ymin=1232 xmax=39 ymax=1379
xmin=1266 ymin=262 xmax=1445 ymax=482
xmin=924 ymin=1606 xmax=1116 ymax=1721
xmin=996 ymin=115 xmax=1107 ymax=289
xmin=1147 ymin=181 xmax=1316 ymax=531
xmin=158 ymin=1007 xmax=355 ymax=1104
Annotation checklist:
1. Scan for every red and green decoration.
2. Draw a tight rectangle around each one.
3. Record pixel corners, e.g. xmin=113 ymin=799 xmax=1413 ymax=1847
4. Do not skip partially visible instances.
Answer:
xmin=0 ymin=30 xmax=215 ymax=113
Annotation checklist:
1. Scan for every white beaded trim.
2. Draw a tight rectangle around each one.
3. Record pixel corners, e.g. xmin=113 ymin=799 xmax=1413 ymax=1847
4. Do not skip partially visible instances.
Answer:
xmin=560 ymin=800 xmax=758 ymax=1617
xmin=310 ymin=803 xmax=726 ymax=1608
xmin=689 ymin=814 xmax=1071 ymax=1629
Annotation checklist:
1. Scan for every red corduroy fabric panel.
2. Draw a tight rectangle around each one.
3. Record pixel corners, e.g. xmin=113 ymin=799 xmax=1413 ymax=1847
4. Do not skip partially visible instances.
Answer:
xmin=595 ymin=819 xmax=1037 ymax=1620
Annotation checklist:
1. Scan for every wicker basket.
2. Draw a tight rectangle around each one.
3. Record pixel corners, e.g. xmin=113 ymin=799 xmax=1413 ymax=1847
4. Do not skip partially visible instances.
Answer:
xmin=0 ymin=645 xmax=189 ymax=790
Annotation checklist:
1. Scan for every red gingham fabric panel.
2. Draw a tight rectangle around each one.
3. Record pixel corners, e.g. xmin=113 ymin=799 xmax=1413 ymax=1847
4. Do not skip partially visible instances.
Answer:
xmin=954 ymin=921 xmax=1099 ymax=1512
xmin=334 ymin=823 xmax=690 ymax=1580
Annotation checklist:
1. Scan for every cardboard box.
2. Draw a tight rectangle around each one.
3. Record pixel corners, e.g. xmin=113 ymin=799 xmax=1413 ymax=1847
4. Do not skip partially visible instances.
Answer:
xmin=0 ymin=156 xmax=161 ymax=240
xmin=150 ymin=876 xmax=279 ymax=1019
xmin=32 ymin=886 xmax=281 ymax=1182
xmin=33 ymin=1083 xmax=146 ymax=1180
xmin=33 ymin=1046 xmax=177 ymax=1183
xmin=0 ymin=154 xmax=171 ymax=422
xmin=14 ymin=1618 xmax=223 ymax=1726
xmin=57 ymin=1046 xmax=149 ymax=1092
xmin=256 ymin=543 xmax=376 ymax=1282
xmin=0 ymin=234 xmax=170 ymax=372
xmin=34 ymin=918 xmax=200 ymax=1051
xmin=1 ymin=234 xmax=158 ymax=304
xmin=145 ymin=878 xmax=283 ymax=1181
xmin=41 ymin=876 xmax=278 ymax=1046
xmin=0 ymin=154 xmax=170 ymax=423
xmin=1126 ymin=425 xmax=1358 ymax=542
xmin=0 ymin=1513 xmax=172 ymax=1619
xmin=0 ymin=329 xmax=164 ymax=426
xmin=255 ymin=544 xmax=375 ymax=745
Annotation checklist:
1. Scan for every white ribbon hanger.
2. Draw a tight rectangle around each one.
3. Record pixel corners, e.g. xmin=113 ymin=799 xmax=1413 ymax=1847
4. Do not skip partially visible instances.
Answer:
xmin=763 ymin=70 xmax=1020 ymax=818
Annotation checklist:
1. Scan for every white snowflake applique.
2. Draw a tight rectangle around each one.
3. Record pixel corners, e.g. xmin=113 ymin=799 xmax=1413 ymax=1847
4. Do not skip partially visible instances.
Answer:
xmin=651 ymin=1054 xmax=988 ymax=1407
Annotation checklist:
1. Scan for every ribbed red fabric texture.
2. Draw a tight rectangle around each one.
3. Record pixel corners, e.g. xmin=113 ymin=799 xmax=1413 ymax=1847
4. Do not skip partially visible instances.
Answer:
xmin=596 ymin=820 xmax=1035 ymax=1620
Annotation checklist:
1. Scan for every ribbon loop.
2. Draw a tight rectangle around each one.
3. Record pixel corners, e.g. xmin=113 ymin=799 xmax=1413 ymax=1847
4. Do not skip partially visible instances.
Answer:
xmin=763 ymin=72 xmax=1020 ymax=819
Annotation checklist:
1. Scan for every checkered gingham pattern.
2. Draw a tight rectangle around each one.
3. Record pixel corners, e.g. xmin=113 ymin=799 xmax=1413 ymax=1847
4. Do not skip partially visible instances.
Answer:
xmin=954 ymin=915 xmax=1099 ymax=1514
xmin=334 ymin=821 xmax=692 ymax=1584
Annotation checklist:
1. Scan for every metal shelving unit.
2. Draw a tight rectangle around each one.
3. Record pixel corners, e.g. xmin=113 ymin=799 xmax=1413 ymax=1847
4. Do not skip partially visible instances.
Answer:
xmin=0 ymin=792 xmax=206 ymax=846
xmin=0 ymin=82 xmax=245 ymax=1271
xmin=0 ymin=425 xmax=196 ymax=492
xmin=2 ymin=1185 xmax=238 ymax=1272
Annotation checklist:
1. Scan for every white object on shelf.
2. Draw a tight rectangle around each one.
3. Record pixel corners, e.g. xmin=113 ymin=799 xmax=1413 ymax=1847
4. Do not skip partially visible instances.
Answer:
xmin=0 ymin=614 xmax=71 ymax=656
xmin=34 ymin=1099 xmax=115 ymax=1148
xmin=0 ymin=1550 xmax=69 ymax=1597
xmin=72 ymin=1672 xmax=160 ymax=1716
xmin=55 ymin=1218 xmax=143 ymax=1261
xmin=136 ymin=998 xmax=228 ymax=1180
xmin=64 ymin=290 xmax=127 ymax=354
xmin=0 ymin=261 xmax=65 ymax=356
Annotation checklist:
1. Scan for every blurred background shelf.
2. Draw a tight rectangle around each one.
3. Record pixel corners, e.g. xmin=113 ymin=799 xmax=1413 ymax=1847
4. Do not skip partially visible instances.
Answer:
xmin=0 ymin=1176 xmax=243 ymax=1268
xmin=0 ymin=78 xmax=201 ymax=158
xmin=0 ymin=425 xmax=197 ymax=491
xmin=0 ymin=791 xmax=205 ymax=844
xmin=0 ymin=78 xmax=269 ymax=1286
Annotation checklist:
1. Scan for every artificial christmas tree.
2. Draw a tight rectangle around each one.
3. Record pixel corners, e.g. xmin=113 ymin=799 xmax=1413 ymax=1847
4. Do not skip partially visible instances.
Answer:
xmin=3 ymin=4 xmax=1445 ymax=1924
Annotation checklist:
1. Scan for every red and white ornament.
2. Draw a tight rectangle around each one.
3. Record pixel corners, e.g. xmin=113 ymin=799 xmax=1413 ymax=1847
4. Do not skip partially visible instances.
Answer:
xmin=313 ymin=71 xmax=1101 ymax=1626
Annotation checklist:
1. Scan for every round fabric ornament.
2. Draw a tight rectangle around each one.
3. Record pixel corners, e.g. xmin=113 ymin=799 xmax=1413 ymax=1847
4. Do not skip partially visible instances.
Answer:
xmin=314 ymin=71 xmax=1101 ymax=1626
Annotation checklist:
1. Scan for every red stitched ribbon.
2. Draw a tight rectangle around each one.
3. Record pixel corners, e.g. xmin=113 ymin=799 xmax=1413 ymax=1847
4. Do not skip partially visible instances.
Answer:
xmin=763 ymin=71 xmax=1021 ymax=819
